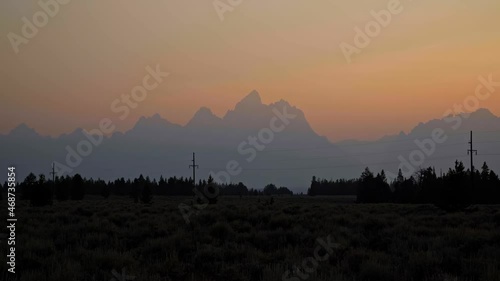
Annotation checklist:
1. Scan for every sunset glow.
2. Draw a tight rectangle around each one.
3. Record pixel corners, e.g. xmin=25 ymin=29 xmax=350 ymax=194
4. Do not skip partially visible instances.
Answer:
xmin=1 ymin=0 xmax=500 ymax=141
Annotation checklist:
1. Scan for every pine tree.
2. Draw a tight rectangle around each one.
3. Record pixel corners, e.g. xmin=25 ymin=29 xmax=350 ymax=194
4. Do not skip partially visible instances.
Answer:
xmin=30 ymin=174 xmax=52 ymax=206
xmin=481 ymin=162 xmax=490 ymax=181
xmin=141 ymin=181 xmax=153 ymax=204
xmin=22 ymin=173 xmax=37 ymax=200
xmin=207 ymin=175 xmax=218 ymax=204
xmin=55 ymin=176 xmax=69 ymax=201
xmin=436 ymin=161 xmax=470 ymax=211
xmin=71 ymin=174 xmax=85 ymax=200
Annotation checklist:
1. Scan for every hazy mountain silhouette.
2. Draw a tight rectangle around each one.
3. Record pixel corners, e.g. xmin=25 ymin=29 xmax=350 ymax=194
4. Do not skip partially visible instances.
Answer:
xmin=1 ymin=92 xmax=499 ymax=192
xmin=0 ymin=91 xmax=359 ymax=192
xmin=186 ymin=107 xmax=222 ymax=129
xmin=9 ymin=123 xmax=41 ymax=139
xmin=337 ymin=108 xmax=500 ymax=180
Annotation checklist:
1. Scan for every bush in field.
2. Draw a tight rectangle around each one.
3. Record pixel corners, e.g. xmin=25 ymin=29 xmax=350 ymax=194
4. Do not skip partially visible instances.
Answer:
xmin=209 ymin=222 xmax=234 ymax=242
xmin=9 ymin=196 xmax=500 ymax=281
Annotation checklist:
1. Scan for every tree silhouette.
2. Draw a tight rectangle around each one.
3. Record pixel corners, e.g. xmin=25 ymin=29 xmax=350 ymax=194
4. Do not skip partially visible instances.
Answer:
xmin=131 ymin=175 xmax=145 ymax=203
xmin=416 ymin=167 xmax=439 ymax=203
xmin=71 ymin=174 xmax=85 ymax=200
xmin=393 ymin=169 xmax=418 ymax=203
xmin=263 ymin=184 xmax=278 ymax=195
xmin=22 ymin=173 xmax=37 ymax=200
xmin=206 ymin=175 xmax=218 ymax=205
xmin=141 ymin=181 xmax=153 ymax=204
xmin=101 ymin=184 xmax=111 ymax=199
xmin=357 ymin=168 xmax=391 ymax=203
xmin=14 ymin=159 xmax=500 ymax=207
xmin=29 ymin=174 xmax=52 ymax=206
xmin=55 ymin=176 xmax=70 ymax=201
xmin=436 ymin=161 xmax=471 ymax=211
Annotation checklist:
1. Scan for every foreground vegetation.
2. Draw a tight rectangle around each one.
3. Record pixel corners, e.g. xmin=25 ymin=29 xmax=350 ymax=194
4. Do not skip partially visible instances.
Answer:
xmin=2 ymin=196 xmax=500 ymax=281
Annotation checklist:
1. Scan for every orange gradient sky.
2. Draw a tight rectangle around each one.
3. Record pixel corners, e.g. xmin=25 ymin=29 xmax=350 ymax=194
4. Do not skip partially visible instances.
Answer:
xmin=1 ymin=0 xmax=500 ymax=141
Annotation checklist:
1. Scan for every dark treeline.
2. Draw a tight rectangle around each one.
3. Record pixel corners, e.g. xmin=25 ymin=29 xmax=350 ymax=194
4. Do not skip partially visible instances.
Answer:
xmin=3 ymin=173 xmax=293 ymax=206
xmin=6 ymin=160 xmax=499 ymax=208
xmin=308 ymin=177 xmax=358 ymax=196
xmin=308 ymin=161 xmax=500 ymax=208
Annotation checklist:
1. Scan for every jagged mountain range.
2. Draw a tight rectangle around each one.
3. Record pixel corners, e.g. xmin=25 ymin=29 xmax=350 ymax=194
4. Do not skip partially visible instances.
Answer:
xmin=1 ymin=91 xmax=499 ymax=193
xmin=337 ymin=108 xmax=500 ymax=180
xmin=0 ymin=91 xmax=358 ymax=192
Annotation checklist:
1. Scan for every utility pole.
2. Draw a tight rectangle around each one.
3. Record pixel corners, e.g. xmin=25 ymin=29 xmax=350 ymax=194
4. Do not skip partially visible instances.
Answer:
xmin=189 ymin=152 xmax=199 ymax=186
xmin=467 ymin=131 xmax=478 ymax=187
xmin=50 ymin=162 xmax=56 ymax=183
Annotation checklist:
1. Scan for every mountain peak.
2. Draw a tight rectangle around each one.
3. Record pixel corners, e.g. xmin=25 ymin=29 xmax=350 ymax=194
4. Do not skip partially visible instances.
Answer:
xmin=137 ymin=113 xmax=163 ymax=122
xmin=134 ymin=114 xmax=177 ymax=130
xmin=223 ymin=90 xmax=266 ymax=122
xmin=186 ymin=107 xmax=221 ymax=128
xmin=151 ymin=113 xmax=162 ymax=120
xmin=470 ymin=108 xmax=496 ymax=119
xmin=10 ymin=123 xmax=30 ymax=131
xmin=239 ymin=90 xmax=262 ymax=105
xmin=9 ymin=123 xmax=39 ymax=138
xmin=195 ymin=106 xmax=214 ymax=116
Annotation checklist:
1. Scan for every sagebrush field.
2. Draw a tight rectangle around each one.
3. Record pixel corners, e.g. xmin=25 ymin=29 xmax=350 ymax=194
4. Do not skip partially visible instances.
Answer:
xmin=2 ymin=196 xmax=500 ymax=281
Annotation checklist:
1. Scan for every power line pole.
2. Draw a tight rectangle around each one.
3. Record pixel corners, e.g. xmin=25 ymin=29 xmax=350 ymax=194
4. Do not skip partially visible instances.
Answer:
xmin=50 ymin=162 xmax=56 ymax=183
xmin=467 ymin=131 xmax=478 ymax=187
xmin=189 ymin=152 xmax=199 ymax=186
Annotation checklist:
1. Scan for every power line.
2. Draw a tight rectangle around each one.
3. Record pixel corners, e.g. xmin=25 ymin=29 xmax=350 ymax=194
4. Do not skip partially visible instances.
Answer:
xmin=253 ymin=143 xmax=469 ymax=162
xmin=196 ymin=139 xmax=468 ymax=156
xmin=203 ymin=155 xmax=468 ymax=172
xmin=196 ymin=131 xmax=500 ymax=156
xmin=333 ymin=129 xmax=500 ymax=147
xmin=197 ymin=139 xmax=477 ymax=163
xmin=194 ymin=136 xmax=500 ymax=165
xmin=475 ymin=140 xmax=500 ymax=144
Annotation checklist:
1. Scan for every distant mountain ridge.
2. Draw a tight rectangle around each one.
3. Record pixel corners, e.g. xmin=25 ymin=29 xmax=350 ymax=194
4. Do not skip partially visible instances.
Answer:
xmin=1 ymin=92 xmax=499 ymax=193
xmin=337 ymin=108 xmax=500 ymax=180
xmin=0 ymin=91 xmax=357 ymax=192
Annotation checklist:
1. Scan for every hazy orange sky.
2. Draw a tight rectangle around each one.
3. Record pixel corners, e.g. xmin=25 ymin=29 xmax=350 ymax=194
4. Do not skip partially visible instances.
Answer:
xmin=1 ymin=0 xmax=500 ymax=141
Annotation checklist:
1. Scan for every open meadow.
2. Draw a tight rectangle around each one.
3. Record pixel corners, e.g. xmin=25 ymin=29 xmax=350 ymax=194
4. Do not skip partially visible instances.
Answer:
xmin=2 ymin=196 xmax=500 ymax=281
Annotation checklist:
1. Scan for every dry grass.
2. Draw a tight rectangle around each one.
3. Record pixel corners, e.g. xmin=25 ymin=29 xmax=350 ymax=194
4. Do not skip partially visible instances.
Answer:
xmin=2 ymin=196 xmax=500 ymax=281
